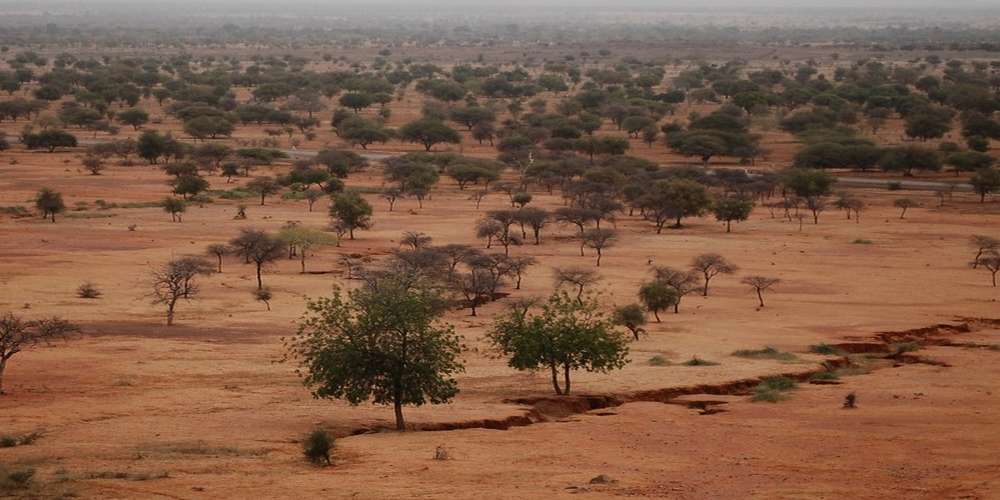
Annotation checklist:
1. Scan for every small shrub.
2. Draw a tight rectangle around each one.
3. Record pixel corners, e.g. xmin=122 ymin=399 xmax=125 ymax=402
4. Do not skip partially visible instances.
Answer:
xmin=759 ymin=376 xmax=796 ymax=391
xmin=889 ymin=342 xmax=920 ymax=355
xmin=851 ymin=238 xmax=873 ymax=245
xmin=886 ymin=181 xmax=902 ymax=191
xmin=4 ymin=468 xmax=34 ymax=488
xmin=648 ymin=355 xmax=670 ymax=366
xmin=809 ymin=343 xmax=845 ymax=356
xmin=0 ymin=436 xmax=17 ymax=448
xmin=809 ymin=371 xmax=839 ymax=381
xmin=303 ymin=429 xmax=333 ymax=466
xmin=751 ymin=376 xmax=797 ymax=403
xmin=433 ymin=446 xmax=449 ymax=460
xmin=77 ymin=282 xmax=102 ymax=299
xmin=681 ymin=357 xmax=719 ymax=366
xmin=731 ymin=347 xmax=797 ymax=362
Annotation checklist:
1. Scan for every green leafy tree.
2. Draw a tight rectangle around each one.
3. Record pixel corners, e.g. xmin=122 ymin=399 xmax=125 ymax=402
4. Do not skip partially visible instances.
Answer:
xmin=488 ymin=291 xmax=629 ymax=395
xmin=638 ymin=179 xmax=712 ymax=231
xmin=970 ymin=167 xmax=1000 ymax=203
xmin=399 ymin=118 xmax=461 ymax=152
xmin=638 ymin=281 xmax=678 ymax=322
xmin=329 ymin=191 xmax=374 ymax=239
xmin=286 ymin=279 xmax=463 ymax=431
xmin=713 ymin=196 xmax=753 ymax=233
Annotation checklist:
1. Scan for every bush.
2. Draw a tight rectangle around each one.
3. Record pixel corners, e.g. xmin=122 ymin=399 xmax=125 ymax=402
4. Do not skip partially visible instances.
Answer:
xmin=731 ymin=347 xmax=797 ymax=362
xmin=648 ymin=355 xmax=670 ymax=366
xmin=809 ymin=343 xmax=845 ymax=355
xmin=303 ymin=429 xmax=333 ymax=466
xmin=2 ymin=467 xmax=34 ymax=489
xmin=77 ymin=282 xmax=102 ymax=299
xmin=681 ymin=356 xmax=719 ymax=366
xmin=751 ymin=376 xmax=797 ymax=403
xmin=809 ymin=371 xmax=840 ymax=381
xmin=851 ymin=239 xmax=873 ymax=245
xmin=886 ymin=181 xmax=902 ymax=191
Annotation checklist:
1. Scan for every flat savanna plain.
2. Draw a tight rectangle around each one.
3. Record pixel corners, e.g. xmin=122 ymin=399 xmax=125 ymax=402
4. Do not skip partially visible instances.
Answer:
xmin=2 ymin=143 xmax=1000 ymax=498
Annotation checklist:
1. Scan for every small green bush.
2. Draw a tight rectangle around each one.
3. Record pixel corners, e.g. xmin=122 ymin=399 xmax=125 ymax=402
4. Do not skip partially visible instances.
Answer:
xmin=809 ymin=371 xmax=839 ymax=381
xmin=303 ymin=429 xmax=333 ymax=466
xmin=751 ymin=376 xmax=797 ymax=403
xmin=681 ymin=357 xmax=719 ymax=366
xmin=731 ymin=347 xmax=797 ymax=362
xmin=809 ymin=343 xmax=845 ymax=356
xmin=851 ymin=238 xmax=873 ymax=245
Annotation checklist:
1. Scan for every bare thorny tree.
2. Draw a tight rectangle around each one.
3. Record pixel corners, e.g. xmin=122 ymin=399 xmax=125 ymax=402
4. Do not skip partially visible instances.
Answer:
xmin=0 ymin=313 xmax=79 ymax=394
xmin=149 ymin=257 xmax=214 ymax=326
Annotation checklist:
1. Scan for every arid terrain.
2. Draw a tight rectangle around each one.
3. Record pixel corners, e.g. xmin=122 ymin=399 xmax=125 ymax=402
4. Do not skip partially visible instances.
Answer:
xmin=2 ymin=3 xmax=1000 ymax=498
xmin=2 ymin=144 xmax=999 ymax=498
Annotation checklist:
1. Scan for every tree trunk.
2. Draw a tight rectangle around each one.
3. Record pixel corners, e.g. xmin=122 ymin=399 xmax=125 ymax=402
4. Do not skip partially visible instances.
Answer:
xmin=653 ymin=310 xmax=661 ymax=322
xmin=550 ymin=364 xmax=563 ymax=395
xmin=300 ymin=252 xmax=306 ymax=273
xmin=563 ymin=364 xmax=572 ymax=395
xmin=394 ymin=399 xmax=405 ymax=431
xmin=756 ymin=289 xmax=765 ymax=308
xmin=166 ymin=300 xmax=176 ymax=326
xmin=0 ymin=358 xmax=7 ymax=394
xmin=726 ymin=220 xmax=732 ymax=233
xmin=256 ymin=263 xmax=263 ymax=290
xmin=216 ymin=255 xmax=223 ymax=273
xmin=595 ymin=249 xmax=602 ymax=267
xmin=703 ymin=277 xmax=710 ymax=297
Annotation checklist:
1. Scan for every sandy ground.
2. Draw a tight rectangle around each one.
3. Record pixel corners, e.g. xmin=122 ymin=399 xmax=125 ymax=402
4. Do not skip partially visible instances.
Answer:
xmin=1 ymin=71 xmax=1000 ymax=497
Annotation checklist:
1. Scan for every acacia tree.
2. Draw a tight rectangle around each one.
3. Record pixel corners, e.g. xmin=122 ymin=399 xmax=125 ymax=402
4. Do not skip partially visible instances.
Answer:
xmin=163 ymin=197 xmax=186 ymax=222
xmin=713 ymin=196 xmax=753 ymax=233
xmin=149 ymin=257 xmax=214 ymax=326
xmin=582 ymin=228 xmax=616 ymax=267
xmin=516 ymin=207 xmax=549 ymax=245
xmin=278 ymin=226 xmax=339 ymax=273
xmin=894 ymin=198 xmax=917 ymax=219
xmin=285 ymin=278 xmax=463 ymax=431
xmin=554 ymin=207 xmax=599 ymax=256
xmin=229 ymin=229 xmax=284 ymax=289
xmin=0 ymin=313 xmax=78 ymax=394
xmin=652 ymin=267 xmax=700 ymax=313
xmin=742 ymin=276 xmax=780 ymax=308
xmin=247 ymin=176 xmax=281 ymax=206
xmin=488 ymin=291 xmax=629 ymax=395
xmin=637 ymin=281 xmax=678 ymax=322
xmin=970 ymin=235 xmax=1000 ymax=269
xmin=612 ymin=304 xmax=647 ymax=340
xmin=399 ymin=118 xmax=461 ymax=152
xmin=690 ymin=254 xmax=738 ymax=297
xmin=35 ymin=188 xmax=65 ymax=222
xmin=553 ymin=267 xmax=601 ymax=303
xmin=205 ymin=243 xmax=229 ymax=273
xmin=329 ymin=191 xmax=374 ymax=240
xmin=974 ymin=254 xmax=1000 ymax=287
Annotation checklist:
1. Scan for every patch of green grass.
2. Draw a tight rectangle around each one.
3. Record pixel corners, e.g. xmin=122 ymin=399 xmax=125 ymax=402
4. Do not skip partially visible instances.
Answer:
xmin=851 ymin=238 xmax=873 ymax=245
xmin=809 ymin=343 xmax=846 ymax=356
xmin=731 ymin=346 xmax=798 ymax=362
xmin=751 ymin=376 xmax=797 ymax=403
xmin=647 ymin=355 xmax=670 ymax=366
xmin=889 ymin=342 xmax=920 ymax=355
xmin=809 ymin=371 xmax=840 ymax=381
xmin=681 ymin=356 xmax=719 ymax=366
